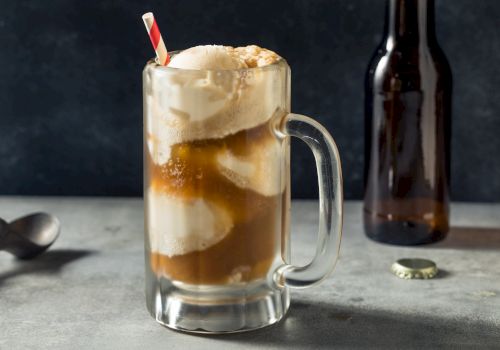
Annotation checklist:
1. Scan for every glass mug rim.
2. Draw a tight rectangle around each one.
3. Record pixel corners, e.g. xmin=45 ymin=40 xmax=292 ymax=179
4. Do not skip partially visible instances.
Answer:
xmin=145 ymin=49 xmax=288 ymax=74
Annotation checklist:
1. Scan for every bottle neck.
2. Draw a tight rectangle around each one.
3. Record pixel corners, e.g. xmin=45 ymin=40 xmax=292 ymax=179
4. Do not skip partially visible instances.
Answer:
xmin=384 ymin=0 xmax=435 ymax=48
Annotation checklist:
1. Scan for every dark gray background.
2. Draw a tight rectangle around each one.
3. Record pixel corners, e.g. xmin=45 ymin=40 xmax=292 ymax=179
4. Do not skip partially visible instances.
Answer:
xmin=0 ymin=0 xmax=499 ymax=201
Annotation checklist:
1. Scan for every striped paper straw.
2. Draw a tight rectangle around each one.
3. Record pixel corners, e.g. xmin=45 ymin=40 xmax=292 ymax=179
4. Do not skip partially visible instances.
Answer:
xmin=142 ymin=12 xmax=170 ymax=65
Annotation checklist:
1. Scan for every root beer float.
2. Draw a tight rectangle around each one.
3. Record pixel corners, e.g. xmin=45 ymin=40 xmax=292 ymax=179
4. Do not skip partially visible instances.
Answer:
xmin=143 ymin=45 xmax=289 ymax=285
xmin=142 ymin=13 xmax=343 ymax=333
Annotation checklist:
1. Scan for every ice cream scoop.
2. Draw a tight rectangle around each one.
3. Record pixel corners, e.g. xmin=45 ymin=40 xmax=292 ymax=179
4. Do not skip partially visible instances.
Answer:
xmin=0 ymin=213 xmax=60 ymax=259
xmin=147 ymin=191 xmax=233 ymax=257
xmin=216 ymin=134 xmax=284 ymax=196
xmin=168 ymin=45 xmax=281 ymax=70
xmin=168 ymin=45 xmax=247 ymax=70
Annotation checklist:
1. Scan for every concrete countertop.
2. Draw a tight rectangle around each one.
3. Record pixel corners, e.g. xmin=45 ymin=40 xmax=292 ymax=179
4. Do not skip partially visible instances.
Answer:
xmin=0 ymin=197 xmax=499 ymax=349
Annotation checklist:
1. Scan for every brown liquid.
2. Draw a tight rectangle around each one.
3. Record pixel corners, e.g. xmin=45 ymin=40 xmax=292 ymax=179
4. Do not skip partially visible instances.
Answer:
xmin=146 ymin=120 xmax=286 ymax=285
xmin=363 ymin=198 xmax=448 ymax=245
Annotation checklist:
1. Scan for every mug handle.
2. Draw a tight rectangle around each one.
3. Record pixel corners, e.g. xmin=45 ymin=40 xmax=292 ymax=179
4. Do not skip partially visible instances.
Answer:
xmin=275 ymin=113 xmax=343 ymax=288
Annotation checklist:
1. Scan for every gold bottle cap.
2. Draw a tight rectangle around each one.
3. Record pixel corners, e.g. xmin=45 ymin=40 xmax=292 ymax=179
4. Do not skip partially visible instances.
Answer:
xmin=391 ymin=258 xmax=438 ymax=279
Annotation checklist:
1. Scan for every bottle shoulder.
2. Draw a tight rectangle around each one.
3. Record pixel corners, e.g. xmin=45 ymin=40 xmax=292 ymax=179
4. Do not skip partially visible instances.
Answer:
xmin=366 ymin=42 xmax=451 ymax=92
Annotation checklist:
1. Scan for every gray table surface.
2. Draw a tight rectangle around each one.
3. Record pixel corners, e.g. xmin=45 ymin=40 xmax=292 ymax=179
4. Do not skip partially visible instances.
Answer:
xmin=0 ymin=197 xmax=499 ymax=349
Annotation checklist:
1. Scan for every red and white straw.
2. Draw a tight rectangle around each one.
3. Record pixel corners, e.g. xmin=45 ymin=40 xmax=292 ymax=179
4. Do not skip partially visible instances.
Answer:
xmin=142 ymin=12 xmax=170 ymax=65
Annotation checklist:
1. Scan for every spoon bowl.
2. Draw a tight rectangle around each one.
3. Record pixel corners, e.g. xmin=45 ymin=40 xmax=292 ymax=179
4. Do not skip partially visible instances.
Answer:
xmin=1 ymin=213 xmax=60 ymax=259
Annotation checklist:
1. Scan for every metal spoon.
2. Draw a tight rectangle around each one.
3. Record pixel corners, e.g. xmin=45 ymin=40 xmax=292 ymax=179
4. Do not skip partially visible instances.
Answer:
xmin=0 ymin=213 xmax=60 ymax=259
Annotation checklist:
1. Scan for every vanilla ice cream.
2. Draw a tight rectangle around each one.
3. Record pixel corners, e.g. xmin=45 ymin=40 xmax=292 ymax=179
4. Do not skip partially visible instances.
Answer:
xmin=168 ymin=45 xmax=248 ymax=70
xmin=216 ymin=134 xmax=285 ymax=196
xmin=147 ymin=189 xmax=233 ymax=257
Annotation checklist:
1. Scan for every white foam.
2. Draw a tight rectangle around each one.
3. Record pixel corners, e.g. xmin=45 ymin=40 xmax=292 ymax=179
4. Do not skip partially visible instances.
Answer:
xmin=143 ymin=57 xmax=287 ymax=165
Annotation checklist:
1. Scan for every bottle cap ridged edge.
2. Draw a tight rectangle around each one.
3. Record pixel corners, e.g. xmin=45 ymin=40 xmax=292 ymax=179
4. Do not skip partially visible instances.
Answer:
xmin=391 ymin=258 xmax=438 ymax=280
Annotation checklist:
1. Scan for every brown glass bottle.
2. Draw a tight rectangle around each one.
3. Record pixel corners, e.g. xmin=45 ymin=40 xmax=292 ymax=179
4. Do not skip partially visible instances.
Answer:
xmin=364 ymin=0 xmax=451 ymax=245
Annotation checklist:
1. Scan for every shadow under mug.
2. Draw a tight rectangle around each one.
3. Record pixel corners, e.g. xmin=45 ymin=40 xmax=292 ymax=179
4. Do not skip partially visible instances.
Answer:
xmin=143 ymin=53 xmax=343 ymax=333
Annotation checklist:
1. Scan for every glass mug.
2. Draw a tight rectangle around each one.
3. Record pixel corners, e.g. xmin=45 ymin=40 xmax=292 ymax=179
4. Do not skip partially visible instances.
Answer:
xmin=143 ymin=52 xmax=343 ymax=333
